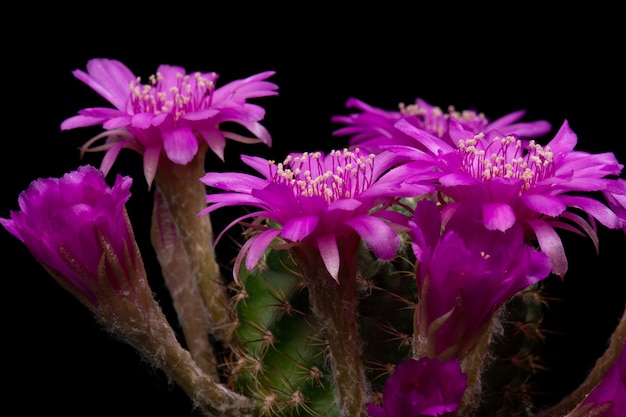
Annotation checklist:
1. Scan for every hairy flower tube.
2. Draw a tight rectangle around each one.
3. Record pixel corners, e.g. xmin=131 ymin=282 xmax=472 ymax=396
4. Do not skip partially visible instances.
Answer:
xmin=391 ymin=118 xmax=625 ymax=277
xmin=200 ymin=148 xmax=435 ymax=281
xmin=332 ymin=97 xmax=552 ymax=153
xmin=408 ymin=199 xmax=551 ymax=360
xmin=61 ymin=58 xmax=278 ymax=186
xmin=0 ymin=165 xmax=253 ymax=416
xmin=366 ymin=357 xmax=468 ymax=417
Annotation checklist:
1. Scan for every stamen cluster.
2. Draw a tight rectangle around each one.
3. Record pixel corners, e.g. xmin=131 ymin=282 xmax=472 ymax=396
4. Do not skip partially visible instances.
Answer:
xmin=129 ymin=71 xmax=217 ymax=121
xmin=269 ymin=148 xmax=376 ymax=203
xmin=400 ymin=102 xmax=489 ymax=137
xmin=458 ymin=134 xmax=555 ymax=192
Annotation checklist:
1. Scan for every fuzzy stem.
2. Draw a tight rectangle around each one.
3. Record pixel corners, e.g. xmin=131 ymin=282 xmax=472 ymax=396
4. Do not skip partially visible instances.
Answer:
xmin=151 ymin=187 xmax=219 ymax=379
xmin=153 ymin=148 xmax=235 ymax=345
xmin=108 ymin=303 xmax=254 ymax=416
xmin=536 ymin=303 xmax=626 ymax=417
xmin=293 ymin=239 xmax=371 ymax=417
xmin=457 ymin=314 xmax=499 ymax=416
xmin=93 ymin=224 xmax=253 ymax=416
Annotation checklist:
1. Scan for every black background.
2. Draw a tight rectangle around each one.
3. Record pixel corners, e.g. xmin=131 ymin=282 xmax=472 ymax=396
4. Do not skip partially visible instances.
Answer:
xmin=2 ymin=5 xmax=625 ymax=416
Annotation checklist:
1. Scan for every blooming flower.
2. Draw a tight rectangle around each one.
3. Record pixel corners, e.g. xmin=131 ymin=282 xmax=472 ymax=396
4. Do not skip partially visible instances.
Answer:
xmin=200 ymin=148 xmax=436 ymax=281
xmin=366 ymin=357 xmax=468 ymax=417
xmin=61 ymin=58 xmax=278 ymax=186
xmin=0 ymin=165 xmax=136 ymax=307
xmin=391 ymin=118 xmax=625 ymax=277
xmin=1 ymin=165 xmax=255 ymax=415
xmin=567 ymin=340 xmax=626 ymax=417
xmin=332 ymin=97 xmax=552 ymax=153
xmin=409 ymin=199 xmax=551 ymax=359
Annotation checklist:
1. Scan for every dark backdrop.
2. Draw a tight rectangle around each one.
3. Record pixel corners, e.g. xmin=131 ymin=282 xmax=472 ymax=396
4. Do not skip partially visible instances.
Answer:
xmin=2 ymin=6 xmax=624 ymax=416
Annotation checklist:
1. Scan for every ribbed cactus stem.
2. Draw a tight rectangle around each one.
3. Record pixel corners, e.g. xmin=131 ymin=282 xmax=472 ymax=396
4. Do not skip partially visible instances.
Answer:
xmin=293 ymin=237 xmax=371 ymax=417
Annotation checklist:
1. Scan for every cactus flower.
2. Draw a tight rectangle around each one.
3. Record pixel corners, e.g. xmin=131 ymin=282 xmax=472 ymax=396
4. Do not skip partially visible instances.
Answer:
xmin=366 ymin=357 xmax=468 ymax=417
xmin=61 ymin=58 xmax=278 ymax=186
xmin=200 ymin=148 xmax=435 ymax=281
xmin=332 ymin=97 xmax=552 ymax=153
xmin=391 ymin=118 xmax=625 ymax=277
xmin=409 ymin=199 xmax=551 ymax=360
xmin=0 ymin=165 xmax=136 ymax=308
xmin=0 ymin=165 xmax=255 ymax=416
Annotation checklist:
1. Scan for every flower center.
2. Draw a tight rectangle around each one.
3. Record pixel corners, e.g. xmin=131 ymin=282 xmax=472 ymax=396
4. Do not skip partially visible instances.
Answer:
xmin=128 ymin=71 xmax=217 ymax=120
xmin=400 ymin=103 xmax=489 ymax=137
xmin=269 ymin=148 xmax=376 ymax=203
xmin=458 ymin=133 xmax=554 ymax=192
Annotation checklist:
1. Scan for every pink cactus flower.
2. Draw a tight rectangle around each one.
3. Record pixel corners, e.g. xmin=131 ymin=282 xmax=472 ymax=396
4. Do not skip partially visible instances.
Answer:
xmin=61 ymin=58 xmax=278 ymax=186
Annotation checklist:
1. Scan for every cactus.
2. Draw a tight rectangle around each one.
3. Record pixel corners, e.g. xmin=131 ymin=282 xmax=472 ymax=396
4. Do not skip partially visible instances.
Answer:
xmin=223 ymin=236 xmax=421 ymax=416
xmin=225 ymin=247 xmax=338 ymax=416
xmin=357 ymin=239 xmax=417 ymax=394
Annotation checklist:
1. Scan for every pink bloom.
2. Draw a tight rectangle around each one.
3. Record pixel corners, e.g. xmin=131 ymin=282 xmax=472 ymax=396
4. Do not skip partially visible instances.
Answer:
xmin=1 ymin=165 xmax=136 ymax=307
xmin=567 ymin=340 xmax=626 ymax=417
xmin=332 ymin=97 xmax=552 ymax=153
xmin=392 ymin=118 xmax=625 ymax=277
xmin=200 ymin=148 xmax=435 ymax=281
xmin=366 ymin=357 xmax=467 ymax=417
xmin=409 ymin=200 xmax=551 ymax=359
xmin=603 ymin=178 xmax=626 ymax=234
xmin=61 ymin=58 xmax=278 ymax=186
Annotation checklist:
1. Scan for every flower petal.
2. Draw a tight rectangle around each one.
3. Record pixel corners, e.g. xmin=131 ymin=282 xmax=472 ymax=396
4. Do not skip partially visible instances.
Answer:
xmin=482 ymin=203 xmax=516 ymax=231
xmin=345 ymin=215 xmax=399 ymax=260
xmin=317 ymin=234 xmax=340 ymax=282
xmin=161 ymin=127 xmax=198 ymax=165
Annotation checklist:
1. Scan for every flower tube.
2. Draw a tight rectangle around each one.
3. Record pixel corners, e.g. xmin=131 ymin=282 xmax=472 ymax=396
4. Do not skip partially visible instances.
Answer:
xmin=0 ymin=165 xmax=252 ymax=416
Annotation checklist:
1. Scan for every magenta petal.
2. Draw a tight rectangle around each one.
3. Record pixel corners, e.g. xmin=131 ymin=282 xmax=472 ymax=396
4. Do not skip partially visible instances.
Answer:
xmin=61 ymin=113 xmax=115 ymax=130
xmin=345 ymin=216 xmax=399 ymax=260
xmin=547 ymin=120 xmax=578 ymax=157
xmin=527 ymin=219 xmax=568 ymax=278
xmin=102 ymin=116 xmax=133 ymax=130
xmin=520 ymin=193 xmax=566 ymax=216
xmin=76 ymin=58 xmax=136 ymax=110
xmin=245 ymin=229 xmax=281 ymax=271
xmin=281 ymin=216 xmax=319 ymax=242
xmin=182 ymin=108 xmax=220 ymax=121
xmin=161 ymin=127 xmax=198 ymax=165
xmin=200 ymin=172 xmax=269 ymax=193
xmin=241 ymin=154 xmax=277 ymax=177
xmin=142 ymin=146 xmax=161 ymax=188
xmin=394 ymin=118 xmax=453 ymax=154
xmin=560 ymin=195 xmax=623 ymax=229
xmin=131 ymin=112 xmax=156 ymax=129
xmin=482 ymin=203 xmax=516 ymax=231
xmin=317 ymin=234 xmax=340 ymax=281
